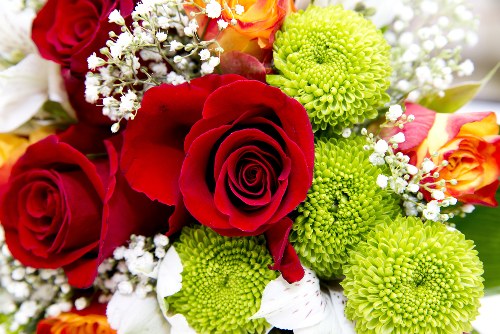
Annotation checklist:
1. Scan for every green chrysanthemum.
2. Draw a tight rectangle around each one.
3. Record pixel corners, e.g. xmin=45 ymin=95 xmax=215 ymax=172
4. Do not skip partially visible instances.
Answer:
xmin=290 ymin=136 xmax=400 ymax=279
xmin=342 ymin=216 xmax=484 ymax=334
xmin=165 ymin=225 xmax=278 ymax=334
xmin=268 ymin=5 xmax=392 ymax=133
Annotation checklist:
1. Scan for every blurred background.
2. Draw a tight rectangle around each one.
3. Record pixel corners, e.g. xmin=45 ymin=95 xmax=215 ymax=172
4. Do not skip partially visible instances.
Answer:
xmin=460 ymin=0 xmax=500 ymax=105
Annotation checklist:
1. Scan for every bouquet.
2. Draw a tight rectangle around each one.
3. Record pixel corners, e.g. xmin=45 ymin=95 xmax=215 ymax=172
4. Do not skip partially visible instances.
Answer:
xmin=1 ymin=0 xmax=498 ymax=332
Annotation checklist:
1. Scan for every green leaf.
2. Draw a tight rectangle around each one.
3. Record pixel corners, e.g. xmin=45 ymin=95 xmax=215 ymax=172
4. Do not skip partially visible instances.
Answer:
xmin=451 ymin=190 xmax=500 ymax=295
xmin=419 ymin=63 xmax=500 ymax=113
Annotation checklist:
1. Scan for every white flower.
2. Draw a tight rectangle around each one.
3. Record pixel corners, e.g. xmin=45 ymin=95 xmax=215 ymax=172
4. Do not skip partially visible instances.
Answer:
xmin=341 ymin=128 xmax=351 ymax=138
xmin=155 ymin=32 xmax=168 ymax=42
xmin=407 ymin=183 xmax=420 ymax=193
xmin=217 ymin=19 xmax=229 ymax=30
xmin=431 ymin=190 xmax=445 ymax=200
xmin=169 ymin=40 xmax=183 ymax=52
xmin=0 ymin=54 xmax=71 ymax=132
xmin=369 ymin=153 xmax=385 ymax=166
xmin=251 ymin=267 xmax=355 ymax=333
xmin=107 ymin=293 xmax=171 ymax=334
xmin=199 ymin=49 xmax=211 ymax=61
xmin=376 ymin=174 xmax=388 ymax=189
xmin=386 ymin=105 xmax=404 ymax=121
xmin=421 ymin=159 xmax=436 ymax=173
xmin=390 ymin=132 xmax=406 ymax=144
xmin=234 ymin=4 xmax=244 ymax=15
xmin=109 ymin=9 xmax=125 ymax=25
xmin=462 ymin=204 xmax=475 ymax=214
xmin=374 ymin=139 xmax=389 ymax=154
xmin=0 ymin=4 xmax=36 ymax=62
xmin=206 ymin=1 xmax=222 ymax=18
xmin=156 ymin=247 xmax=196 ymax=334
xmin=423 ymin=201 xmax=440 ymax=221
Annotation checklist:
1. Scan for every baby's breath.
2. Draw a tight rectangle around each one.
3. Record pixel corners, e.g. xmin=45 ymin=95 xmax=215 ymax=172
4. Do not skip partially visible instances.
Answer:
xmin=386 ymin=0 xmax=479 ymax=102
xmin=86 ymin=0 xmax=231 ymax=132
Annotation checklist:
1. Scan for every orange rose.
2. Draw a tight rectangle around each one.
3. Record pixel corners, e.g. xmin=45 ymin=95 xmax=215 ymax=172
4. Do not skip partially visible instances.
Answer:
xmin=189 ymin=0 xmax=295 ymax=61
xmin=388 ymin=103 xmax=500 ymax=206
xmin=37 ymin=313 xmax=116 ymax=334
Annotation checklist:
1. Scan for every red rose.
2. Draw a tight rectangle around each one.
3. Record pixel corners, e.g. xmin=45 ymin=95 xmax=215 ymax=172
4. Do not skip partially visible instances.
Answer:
xmin=121 ymin=75 xmax=314 ymax=236
xmin=121 ymin=75 xmax=312 ymax=282
xmin=0 ymin=125 xmax=170 ymax=288
xmin=32 ymin=0 xmax=135 ymax=74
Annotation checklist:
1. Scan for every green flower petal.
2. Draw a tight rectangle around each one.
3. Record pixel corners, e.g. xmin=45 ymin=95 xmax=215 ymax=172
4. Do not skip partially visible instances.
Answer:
xmin=165 ymin=225 xmax=278 ymax=334
xmin=342 ymin=216 xmax=484 ymax=334
xmin=291 ymin=136 xmax=400 ymax=279
xmin=268 ymin=5 xmax=392 ymax=133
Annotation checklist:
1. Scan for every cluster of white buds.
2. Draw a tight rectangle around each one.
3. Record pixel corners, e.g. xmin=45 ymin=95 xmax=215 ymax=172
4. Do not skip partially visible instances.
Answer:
xmin=363 ymin=106 xmax=469 ymax=223
xmin=94 ymin=234 xmax=170 ymax=303
xmin=0 ymin=226 xmax=73 ymax=333
xmin=385 ymin=0 xmax=478 ymax=102
xmin=86 ymin=0 xmax=228 ymax=132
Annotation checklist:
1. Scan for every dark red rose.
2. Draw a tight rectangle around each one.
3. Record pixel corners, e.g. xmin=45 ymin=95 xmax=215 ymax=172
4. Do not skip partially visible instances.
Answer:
xmin=0 ymin=125 xmax=170 ymax=288
xmin=122 ymin=74 xmax=314 ymax=236
xmin=32 ymin=0 xmax=135 ymax=74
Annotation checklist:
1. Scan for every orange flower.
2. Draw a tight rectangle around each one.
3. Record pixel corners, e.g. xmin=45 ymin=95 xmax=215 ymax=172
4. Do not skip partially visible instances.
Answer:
xmin=389 ymin=103 xmax=500 ymax=206
xmin=190 ymin=0 xmax=295 ymax=60
xmin=37 ymin=313 xmax=116 ymax=334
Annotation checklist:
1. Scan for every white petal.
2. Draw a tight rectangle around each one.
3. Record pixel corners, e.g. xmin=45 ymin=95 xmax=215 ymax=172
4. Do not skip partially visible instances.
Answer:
xmin=107 ymin=293 xmax=171 ymax=334
xmin=0 ymin=3 xmax=36 ymax=60
xmin=46 ymin=61 xmax=75 ymax=118
xmin=156 ymin=246 xmax=196 ymax=334
xmin=327 ymin=287 xmax=356 ymax=334
xmin=250 ymin=268 xmax=329 ymax=330
xmin=0 ymin=54 xmax=49 ymax=132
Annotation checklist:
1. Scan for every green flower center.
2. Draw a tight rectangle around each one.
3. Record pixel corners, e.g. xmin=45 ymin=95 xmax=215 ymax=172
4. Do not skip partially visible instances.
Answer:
xmin=166 ymin=226 xmax=277 ymax=334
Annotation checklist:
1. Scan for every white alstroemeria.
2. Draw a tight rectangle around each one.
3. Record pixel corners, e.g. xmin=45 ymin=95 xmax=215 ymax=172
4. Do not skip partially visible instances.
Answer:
xmin=0 ymin=2 xmax=36 ymax=62
xmin=295 ymin=0 xmax=402 ymax=27
xmin=0 ymin=54 xmax=70 ymax=133
xmin=251 ymin=267 xmax=355 ymax=333
xmin=156 ymin=246 xmax=197 ymax=334
xmin=107 ymin=292 xmax=171 ymax=334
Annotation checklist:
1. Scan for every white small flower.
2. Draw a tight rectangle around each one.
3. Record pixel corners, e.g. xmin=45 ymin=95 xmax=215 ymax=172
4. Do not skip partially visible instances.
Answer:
xmin=376 ymin=174 xmax=388 ymax=189
xmin=406 ymin=164 xmax=418 ymax=175
xmin=206 ymin=1 xmax=222 ymax=18
xmin=74 ymin=297 xmax=88 ymax=311
xmin=109 ymin=9 xmax=125 ymax=25
xmin=407 ymin=183 xmax=420 ymax=193
xmin=199 ymin=49 xmax=210 ymax=61
xmin=458 ymin=59 xmax=474 ymax=76
xmin=118 ymin=281 xmax=134 ymax=295
xmin=169 ymin=40 xmax=183 ymax=52
xmin=421 ymin=159 xmax=436 ymax=173
xmin=217 ymin=19 xmax=229 ymax=30
xmin=154 ymin=234 xmax=169 ymax=247
xmin=390 ymin=132 xmax=405 ymax=144
xmin=386 ymin=105 xmax=404 ymax=121
xmin=374 ymin=139 xmax=389 ymax=154
xmin=88 ymin=53 xmax=105 ymax=70
xmin=341 ymin=128 xmax=351 ymax=138
xmin=369 ymin=153 xmax=385 ymax=166
xmin=208 ymin=56 xmax=220 ymax=68
xmin=201 ymin=62 xmax=215 ymax=74
xmin=462 ymin=204 xmax=475 ymax=213
xmin=431 ymin=190 xmax=445 ymax=200
xmin=155 ymin=32 xmax=168 ymax=42
xmin=423 ymin=201 xmax=440 ymax=221
xmin=234 ymin=4 xmax=244 ymax=15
